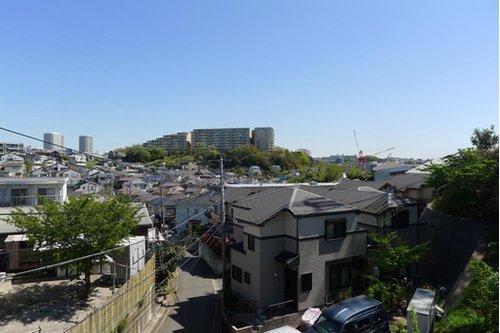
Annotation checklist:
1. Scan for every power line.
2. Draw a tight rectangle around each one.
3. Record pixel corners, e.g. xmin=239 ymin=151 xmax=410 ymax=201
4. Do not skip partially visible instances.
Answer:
xmin=0 ymin=125 xmax=95 ymax=157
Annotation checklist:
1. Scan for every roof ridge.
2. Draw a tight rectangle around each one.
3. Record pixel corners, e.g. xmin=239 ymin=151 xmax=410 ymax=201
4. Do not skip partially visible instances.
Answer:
xmin=288 ymin=187 xmax=298 ymax=209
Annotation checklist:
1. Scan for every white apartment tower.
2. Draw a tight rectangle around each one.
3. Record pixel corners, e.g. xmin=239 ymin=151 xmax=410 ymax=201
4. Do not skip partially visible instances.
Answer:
xmin=252 ymin=127 xmax=275 ymax=152
xmin=43 ymin=132 xmax=64 ymax=151
xmin=79 ymin=135 xmax=94 ymax=154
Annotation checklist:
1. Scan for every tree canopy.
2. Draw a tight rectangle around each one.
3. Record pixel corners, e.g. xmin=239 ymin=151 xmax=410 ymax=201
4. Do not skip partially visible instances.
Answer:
xmin=7 ymin=195 xmax=140 ymax=292
xmin=426 ymin=126 xmax=499 ymax=220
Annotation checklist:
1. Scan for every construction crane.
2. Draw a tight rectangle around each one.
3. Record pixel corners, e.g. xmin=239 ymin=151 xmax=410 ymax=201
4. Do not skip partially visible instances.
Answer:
xmin=353 ymin=130 xmax=395 ymax=168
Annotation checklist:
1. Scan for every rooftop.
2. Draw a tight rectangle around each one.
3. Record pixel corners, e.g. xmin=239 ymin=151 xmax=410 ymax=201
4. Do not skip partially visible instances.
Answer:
xmin=0 ymin=177 xmax=68 ymax=185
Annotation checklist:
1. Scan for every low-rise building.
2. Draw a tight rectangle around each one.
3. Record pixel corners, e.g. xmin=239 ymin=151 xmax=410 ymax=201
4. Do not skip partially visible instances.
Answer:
xmin=0 ymin=177 xmax=68 ymax=207
xmin=0 ymin=161 xmax=25 ymax=178
xmin=0 ymin=142 xmax=25 ymax=155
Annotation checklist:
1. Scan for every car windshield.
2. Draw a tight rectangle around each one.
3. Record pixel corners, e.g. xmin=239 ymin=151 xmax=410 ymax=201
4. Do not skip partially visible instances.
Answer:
xmin=313 ymin=315 xmax=342 ymax=333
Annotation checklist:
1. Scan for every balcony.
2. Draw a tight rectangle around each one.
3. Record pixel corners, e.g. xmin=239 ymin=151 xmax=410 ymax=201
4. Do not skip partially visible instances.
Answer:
xmin=0 ymin=194 xmax=62 ymax=207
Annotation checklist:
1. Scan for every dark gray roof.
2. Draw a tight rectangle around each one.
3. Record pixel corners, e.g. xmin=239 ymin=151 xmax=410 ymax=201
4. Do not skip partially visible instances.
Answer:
xmin=301 ymin=186 xmax=414 ymax=215
xmin=233 ymin=187 xmax=355 ymax=224
xmin=327 ymin=179 xmax=387 ymax=191
xmin=387 ymin=173 xmax=429 ymax=190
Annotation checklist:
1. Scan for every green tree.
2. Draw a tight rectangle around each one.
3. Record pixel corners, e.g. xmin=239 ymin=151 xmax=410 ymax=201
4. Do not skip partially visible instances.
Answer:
xmin=346 ymin=166 xmax=370 ymax=180
xmin=318 ymin=163 xmax=343 ymax=182
xmin=426 ymin=148 xmax=498 ymax=220
xmin=470 ymin=125 xmax=498 ymax=152
xmin=427 ymin=127 xmax=499 ymax=220
xmin=86 ymin=159 xmax=99 ymax=169
xmin=7 ymin=195 xmax=140 ymax=293
xmin=369 ymin=232 xmax=428 ymax=276
xmin=123 ymin=145 xmax=152 ymax=163
xmin=462 ymin=260 xmax=499 ymax=331
xmin=226 ymin=145 xmax=271 ymax=170
xmin=366 ymin=232 xmax=428 ymax=314
xmin=24 ymin=160 xmax=33 ymax=172
xmin=149 ymin=146 xmax=166 ymax=161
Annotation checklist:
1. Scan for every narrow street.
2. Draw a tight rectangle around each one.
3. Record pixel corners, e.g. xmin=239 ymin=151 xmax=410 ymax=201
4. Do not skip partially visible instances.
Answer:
xmin=152 ymin=254 xmax=222 ymax=333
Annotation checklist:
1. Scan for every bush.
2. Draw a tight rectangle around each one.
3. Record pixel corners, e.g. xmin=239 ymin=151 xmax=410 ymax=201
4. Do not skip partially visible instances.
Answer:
xmin=434 ymin=308 xmax=484 ymax=333
xmin=390 ymin=321 xmax=407 ymax=333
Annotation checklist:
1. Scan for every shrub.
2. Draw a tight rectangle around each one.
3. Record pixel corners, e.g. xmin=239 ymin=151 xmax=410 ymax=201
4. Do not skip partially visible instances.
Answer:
xmin=434 ymin=308 xmax=484 ymax=333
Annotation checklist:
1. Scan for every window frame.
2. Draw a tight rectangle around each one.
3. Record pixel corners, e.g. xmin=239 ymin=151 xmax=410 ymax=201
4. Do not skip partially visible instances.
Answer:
xmin=232 ymin=265 xmax=242 ymax=283
xmin=247 ymin=234 xmax=255 ymax=251
xmin=301 ymin=272 xmax=312 ymax=292
xmin=244 ymin=271 xmax=251 ymax=284
xmin=329 ymin=262 xmax=351 ymax=291
xmin=325 ymin=218 xmax=347 ymax=241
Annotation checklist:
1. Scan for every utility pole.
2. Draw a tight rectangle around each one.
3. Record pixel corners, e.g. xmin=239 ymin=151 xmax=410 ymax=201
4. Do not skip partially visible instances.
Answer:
xmin=161 ymin=184 xmax=165 ymax=232
xmin=219 ymin=155 xmax=226 ymax=311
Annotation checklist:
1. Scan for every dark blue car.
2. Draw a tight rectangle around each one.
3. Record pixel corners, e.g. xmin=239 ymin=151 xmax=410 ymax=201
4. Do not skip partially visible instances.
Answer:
xmin=305 ymin=295 xmax=390 ymax=333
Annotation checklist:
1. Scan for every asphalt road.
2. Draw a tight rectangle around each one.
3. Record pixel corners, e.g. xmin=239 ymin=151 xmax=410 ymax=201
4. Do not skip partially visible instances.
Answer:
xmin=153 ymin=255 xmax=222 ymax=333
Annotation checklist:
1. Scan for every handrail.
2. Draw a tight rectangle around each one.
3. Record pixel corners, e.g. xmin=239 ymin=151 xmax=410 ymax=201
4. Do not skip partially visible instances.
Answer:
xmin=261 ymin=299 xmax=295 ymax=312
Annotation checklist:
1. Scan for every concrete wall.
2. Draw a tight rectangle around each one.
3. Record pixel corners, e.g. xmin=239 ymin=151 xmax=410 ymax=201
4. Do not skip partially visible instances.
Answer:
xmin=200 ymin=242 xmax=223 ymax=274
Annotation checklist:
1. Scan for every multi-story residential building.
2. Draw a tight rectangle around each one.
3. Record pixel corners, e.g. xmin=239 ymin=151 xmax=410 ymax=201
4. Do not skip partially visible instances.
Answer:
xmin=43 ymin=132 xmax=65 ymax=151
xmin=0 ymin=153 xmax=25 ymax=177
xmin=0 ymin=177 xmax=68 ymax=207
xmin=227 ymin=185 xmax=367 ymax=312
xmin=252 ymin=127 xmax=275 ymax=152
xmin=69 ymin=154 xmax=87 ymax=167
xmin=0 ymin=142 xmax=25 ymax=155
xmin=192 ymin=128 xmax=251 ymax=151
xmin=143 ymin=132 xmax=191 ymax=153
xmin=79 ymin=135 xmax=93 ymax=154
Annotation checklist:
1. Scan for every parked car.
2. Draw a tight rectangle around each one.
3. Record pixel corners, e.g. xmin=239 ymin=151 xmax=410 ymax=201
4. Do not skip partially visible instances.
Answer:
xmin=305 ymin=295 xmax=390 ymax=333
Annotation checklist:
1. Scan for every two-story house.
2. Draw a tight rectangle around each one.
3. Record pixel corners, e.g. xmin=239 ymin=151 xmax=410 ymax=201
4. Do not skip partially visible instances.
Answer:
xmin=228 ymin=185 xmax=367 ymax=312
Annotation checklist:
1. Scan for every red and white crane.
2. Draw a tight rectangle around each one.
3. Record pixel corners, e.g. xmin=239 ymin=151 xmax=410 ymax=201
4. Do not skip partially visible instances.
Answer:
xmin=353 ymin=130 xmax=395 ymax=168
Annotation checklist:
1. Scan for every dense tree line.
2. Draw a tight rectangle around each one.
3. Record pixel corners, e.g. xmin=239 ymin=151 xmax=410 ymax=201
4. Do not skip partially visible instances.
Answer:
xmin=426 ymin=126 xmax=498 ymax=221
xmin=119 ymin=144 xmax=369 ymax=181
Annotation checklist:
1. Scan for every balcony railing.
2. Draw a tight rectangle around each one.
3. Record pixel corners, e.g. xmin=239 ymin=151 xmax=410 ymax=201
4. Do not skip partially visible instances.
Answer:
xmin=0 ymin=194 xmax=62 ymax=207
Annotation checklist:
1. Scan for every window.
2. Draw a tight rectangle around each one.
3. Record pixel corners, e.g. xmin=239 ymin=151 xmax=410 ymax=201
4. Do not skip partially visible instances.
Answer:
xmin=247 ymin=234 xmax=255 ymax=251
xmin=301 ymin=272 xmax=312 ymax=292
xmin=391 ymin=210 xmax=410 ymax=228
xmin=232 ymin=265 xmax=242 ymax=283
xmin=329 ymin=263 xmax=351 ymax=291
xmin=244 ymin=271 xmax=251 ymax=284
xmin=194 ymin=208 xmax=199 ymax=214
xmin=325 ymin=218 xmax=347 ymax=240
xmin=351 ymin=316 xmax=372 ymax=333
xmin=11 ymin=188 xmax=28 ymax=206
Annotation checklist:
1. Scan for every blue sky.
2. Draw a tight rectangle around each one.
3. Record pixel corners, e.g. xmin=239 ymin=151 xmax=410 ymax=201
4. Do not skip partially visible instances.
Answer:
xmin=0 ymin=0 xmax=497 ymax=158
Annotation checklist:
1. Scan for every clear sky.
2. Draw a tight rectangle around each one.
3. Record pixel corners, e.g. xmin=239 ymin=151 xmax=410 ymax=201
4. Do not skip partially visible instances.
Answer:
xmin=0 ymin=0 xmax=498 ymax=158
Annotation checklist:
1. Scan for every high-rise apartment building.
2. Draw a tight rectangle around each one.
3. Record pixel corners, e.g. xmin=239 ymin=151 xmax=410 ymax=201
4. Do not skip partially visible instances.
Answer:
xmin=252 ymin=127 xmax=275 ymax=152
xmin=43 ymin=132 xmax=64 ymax=151
xmin=79 ymin=135 xmax=94 ymax=154
xmin=191 ymin=128 xmax=251 ymax=151
xmin=0 ymin=142 xmax=25 ymax=155
xmin=143 ymin=132 xmax=191 ymax=153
